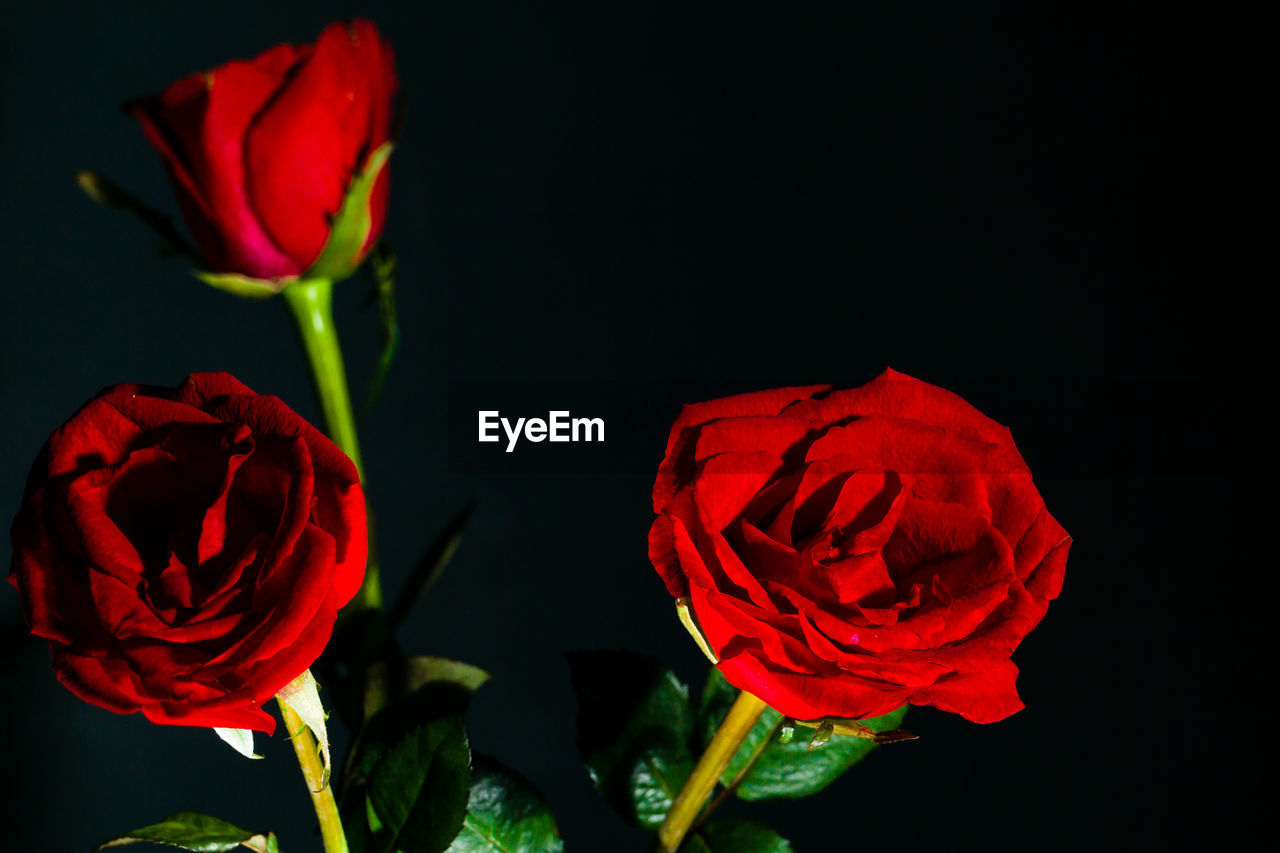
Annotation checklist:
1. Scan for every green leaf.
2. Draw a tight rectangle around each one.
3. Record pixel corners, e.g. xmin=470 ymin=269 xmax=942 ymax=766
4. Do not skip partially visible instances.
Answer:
xmin=364 ymin=655 xmax=491 ymax=720
xmin=343 ymin=656 xmax=488 ymax=801
xmin=366 ymin=715 xmax=472 ymax=853
xmin=699 ymin=668 xmax=908 ymax=800
xmin=446 ymin=755 xmax=564 ymax=853
xmin=194 ymin=271 xmax=291 ymax=299
xmin=387 ymin=503 xmax=476 ymax=630
xmin=626 ymin=730 xmax=695 ymax=829
xmin=567 ymin=651 xmax=695 ymax=828
xmin=97 ymin=813 xmax=278 ymax=853
xmin=403 ymin=656 xmax=491 ymax=694
xmin=691 ymin=819 xmax=793 ymax=853
xmin=362 ymin=241 xmax=400 ymax=413
xmin=77 ymin=171 xmax=204 ymax=264
xmin=305 ymin=143 xmax=393 ymax=282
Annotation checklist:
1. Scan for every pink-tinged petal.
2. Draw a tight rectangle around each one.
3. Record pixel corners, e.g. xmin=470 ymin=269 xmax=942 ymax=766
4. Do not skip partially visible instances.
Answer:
xmin=718 ymin=651 xmax=908 ymax=721
xmin=245 ymin=21 xmax=393 ymax=266
xmin=129 ymin=45 xmax=306 ymax=278
xmin=654 ymin=386 xmax=830 ymax=511
xmin=910 ymin=659 xmax=1024 ymax=723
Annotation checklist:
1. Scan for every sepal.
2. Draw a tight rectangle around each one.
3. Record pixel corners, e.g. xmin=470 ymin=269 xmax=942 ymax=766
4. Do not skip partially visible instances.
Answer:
xmin=213 ymin=727 xmax=262 ymax=760
xmin=277 ymin=668 xmax=331 ymax=790
xmin=304 ymin=142 xmax=394 ymax=283
xmin=194 ymin=271 xmax=294 ymax=299
xmin=76 ymin=171 xmax=203 ymax=263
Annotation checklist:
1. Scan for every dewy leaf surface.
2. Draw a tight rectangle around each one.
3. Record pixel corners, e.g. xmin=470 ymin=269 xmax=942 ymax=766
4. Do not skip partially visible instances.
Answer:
xmin=97 ymin=812 xmax=278 ymax=853
xmin=568 ymin=650 xmax=695 ymax=828
xmin=366 ymin=715 xmax=471 ymax=853
xmin=446 ymin=755 xmax=564 ymax=853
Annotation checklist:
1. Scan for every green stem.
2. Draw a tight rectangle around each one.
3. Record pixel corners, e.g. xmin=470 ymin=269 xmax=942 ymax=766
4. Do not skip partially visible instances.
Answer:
xmin=693 ymin=712 xmax=783 ymax=831
xmin=278 ymin=698 xmax=348 ymax=853
xmin=282 ymin=279 xmax=382 ymax=610
xmin=656 ymin=689 xmax=769 ymax=852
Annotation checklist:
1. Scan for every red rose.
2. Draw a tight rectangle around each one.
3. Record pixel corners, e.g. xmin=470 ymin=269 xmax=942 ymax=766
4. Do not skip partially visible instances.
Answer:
xmin=8 ymin=373 xmax=366 ymax=733
xmin=128 ymin=19 xmax=396 ymax=281
xmin=649 ymin=370 xmax=1069 ymax=724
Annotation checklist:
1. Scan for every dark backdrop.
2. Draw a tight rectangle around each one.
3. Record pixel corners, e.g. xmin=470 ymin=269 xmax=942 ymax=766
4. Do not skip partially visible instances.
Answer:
xmin=0 ymin=2 xmax=1256 ymax=851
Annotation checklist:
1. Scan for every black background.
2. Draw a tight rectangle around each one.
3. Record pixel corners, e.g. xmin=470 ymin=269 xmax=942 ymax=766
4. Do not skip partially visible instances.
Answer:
xmin=0 ymin=2 xmax=1257 ymax=851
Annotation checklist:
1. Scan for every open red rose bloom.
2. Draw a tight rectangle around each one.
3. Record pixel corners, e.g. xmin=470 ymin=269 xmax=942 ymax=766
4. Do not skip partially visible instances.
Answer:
xmin=649 ymin=370 xmax=1070 ymax=724
xmin=129 ymin=19 xmax=396 ymax=281
xmin=8 ymin=373 xmax=366 ymax=733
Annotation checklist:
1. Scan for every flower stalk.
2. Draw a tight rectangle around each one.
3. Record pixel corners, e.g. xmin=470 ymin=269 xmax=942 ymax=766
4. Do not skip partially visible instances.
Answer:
xmin=278 ymin=697 xmax=348 ymax=853
xmin=282 ymin=278 xmax=382 ymax=610
xmin=656 ymin=688 xmax=770 ymax=852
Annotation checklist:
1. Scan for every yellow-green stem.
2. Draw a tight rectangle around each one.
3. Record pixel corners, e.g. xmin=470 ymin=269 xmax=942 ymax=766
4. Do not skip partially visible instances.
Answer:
xmin=278 ymin=698 xmax=348 ymax=853
xmin=656 ymin=689 xmax=769 ymax=852
xmin=282 ymin=279 xmax=382 ymax=610
xmin=694 ymin=712 xmax=783 ymax=831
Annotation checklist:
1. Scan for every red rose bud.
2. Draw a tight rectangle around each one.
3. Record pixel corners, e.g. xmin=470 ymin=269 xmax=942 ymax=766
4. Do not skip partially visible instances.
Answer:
xmin=649 ymin=369 xmax=1070 ymax=725
xmin=8 ymin=373 xmax=367 ymax=733
xmin=128 ymin=20 xmax=396 ymax=288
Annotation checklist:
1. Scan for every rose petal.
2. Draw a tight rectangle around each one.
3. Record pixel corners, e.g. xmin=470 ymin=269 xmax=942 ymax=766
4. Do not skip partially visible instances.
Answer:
xmin=718 ymin=651 xmax=909 ymax=722
xmin=244 ymin=21 xmax=392 ymax=266
xmin=129 ymin=46 xmax=306 ymax=277
xmin=654 ymin=386 xmax=830 ymax=511
xmin=910 ymin=659 xmax=1025 ymax=723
